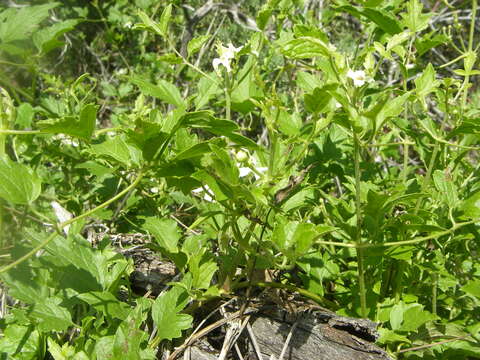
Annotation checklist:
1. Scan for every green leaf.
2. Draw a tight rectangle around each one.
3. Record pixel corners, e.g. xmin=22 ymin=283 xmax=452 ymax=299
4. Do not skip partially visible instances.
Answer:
xmin=390 ymin=301 xmax=436 ymax=331
xmin=433 ymin=169 xmax=458 ymax=208
xmin=401 ymin=0 xmax=432 ymax=33
xmin=30 ymin=297 xmax=73 ymax=332
xmin=130 ymin=75 xmax=185 ymax=108
xmin=159 ymin=4 xmax=173 ymax=37
xmin=0 ymin=157 xmax=41 ymax=204
xmin=174 ymin=142 xmax=212 ymax=161
xmin=187 ymin=35 xmax=210 ymax=56
xmin=459 ymin=191 xmax=480 ymax=219
xmin=151 ymin=287 xmax=193 ymax=341
xmin=462 ymin=280 xmax=480 ymax=298
xmin=282 ymin=36 xmax=335 ymax=59
xmin=194 ymin=75 xmax=220 ymax=109
xmin=33 ymin=19 xmax=80 ymax=54
xmin=296 ymin=71 xmax=323 ymax=93
xmin=16 ymin=103 xmax=34 ymax=128
xmin=113 ymin=304 xmax=152 ymax=359
xmin=0 ymin=3 xmax=59 ymax=44
xmin=0 ymin=324 xmax=42 ymax=359
xmin=415 ymin=63 xmax=438 ymax=110
xmin=336 ymin=6 xmax=402 ymax=35
xmin=142 ymin=217 xmax=180 ymax=253
xmin=38 ymin=103 xmax=97 ymax=141
xmin=77 ymin=291 xmax=131 ymax=320
xmin=305 ymin=86 xmax=333 ymax=114
xmin=90 ymin=135 xmax=142 ymax=166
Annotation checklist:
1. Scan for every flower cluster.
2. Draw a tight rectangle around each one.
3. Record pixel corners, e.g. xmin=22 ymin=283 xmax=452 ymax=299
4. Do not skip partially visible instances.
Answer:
xmin=212 ymin=42 xmax=242 ymax=73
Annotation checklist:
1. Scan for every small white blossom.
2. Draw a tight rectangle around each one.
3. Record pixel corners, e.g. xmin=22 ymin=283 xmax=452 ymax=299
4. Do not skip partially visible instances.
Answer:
xmin=51 ymin=201 xmax=73 ymax=235
xmin=192 ymin=185 xmax=214 ymax=202
xmin=53 ymin=134 xmax=79 ymax=147
xmin=239 ymin=166 xmax=268 ymax=180
xmin=347 ymin=69 xmax=368 ymax=87
xmin=150 ymin=187 xmax=159 ymax=194
xmin=124 ymin=21 xmax=132 ymax=29
xmin=212 ymin=42 xmax=242 ymax=73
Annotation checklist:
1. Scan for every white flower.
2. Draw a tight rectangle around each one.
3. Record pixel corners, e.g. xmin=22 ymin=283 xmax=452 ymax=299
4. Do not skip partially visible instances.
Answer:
xmin=124 ymin=21 xmax=132 ymax=29
xmin=51 ymin=201 xmax=73 ymax=235
xmin=212 ymin=42 xmax=242 ymax=73
xmin=239 ymin=166 xmax=268 ymax=180
xmin=150 ymin=187 xmax=159 ymax=194
xmin=347 ymin=69 xmax=368 ymax=87
xmin=192 ymin=185 xmax=214 ymax=202
xmin=53 ymin=134 xmax=79 ymax=147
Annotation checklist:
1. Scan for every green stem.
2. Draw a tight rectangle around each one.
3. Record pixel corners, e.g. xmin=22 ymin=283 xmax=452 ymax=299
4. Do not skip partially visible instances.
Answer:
xmin=0 ymin=171 xmax=144 ymax=274
xmin=353 ymin=132 xmax=367 ymax=318
xmin=315 ymin=218 xmax=478 ymax=249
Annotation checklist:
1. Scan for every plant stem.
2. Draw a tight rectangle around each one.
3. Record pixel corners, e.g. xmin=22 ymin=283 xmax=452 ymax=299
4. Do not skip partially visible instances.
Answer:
xmin=353 ymin=131 xmax=367 ymax=318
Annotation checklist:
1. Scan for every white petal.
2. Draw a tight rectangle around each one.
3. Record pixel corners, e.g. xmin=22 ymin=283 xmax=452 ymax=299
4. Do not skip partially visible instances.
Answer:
xmin=51 ymin=201 xmax=73 ymax=235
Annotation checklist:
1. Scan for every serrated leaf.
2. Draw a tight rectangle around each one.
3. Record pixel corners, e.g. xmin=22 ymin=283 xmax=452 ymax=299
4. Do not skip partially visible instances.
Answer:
xmin=0 ymin=157 xmax=41 ymax=204
xmin=142 ymin=217 xmax=180 ymax=253
xmin=401 ymin=0 xmax=432 ymax=33
xmin=0 ymin=324 xmax=41 ymax=359
xmin=151 ymin=287 xmax=193 ymax=341
xmin=282 ymin=36 xmax=334 ymax=59
xmin=0 ymin=3 xmax=59 ymax=44
xmin=130 ymin=75 xmax=185 ymax=108
xmin=433 ymin=169 xmax=458 ymax=208
xmin=459 ymin=191 xmax=480 ymax=219
xmin=113 ymin=305 xmax=151 ymax=359
xmin=77 ymin=291 xmax=130 ymax=320
xmin=187 ymin=34 xmax=210 ymax=56
xmin=30 ymin=297 xmax=73 ymax=332
xmin=415 ymin=63 xmax=438 ymax=109
xmin=38 ymin=103 xmax=97 ymax=141
xmin=194 ymin=75 xmax=220 ymax=109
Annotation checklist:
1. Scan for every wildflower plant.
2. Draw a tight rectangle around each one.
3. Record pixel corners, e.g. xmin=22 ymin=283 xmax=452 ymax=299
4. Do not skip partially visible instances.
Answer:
xmin=0 ymin=1 xmax=480 ymax=359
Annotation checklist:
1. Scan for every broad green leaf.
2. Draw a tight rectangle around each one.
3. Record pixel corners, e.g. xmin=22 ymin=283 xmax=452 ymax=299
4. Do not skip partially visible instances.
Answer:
xmin=15 ymin=102 xmax=34 ymax=128
xmin=38 ymin=103 xmax=97 ymax=141
xmin=90 ymin=135 xmax=142 ymax=166
xmin=93 ymin=336 xmax=115 ymax=360
xmin=415 ymin=63 xmax=438 ymax=109
xmin=459 ymin=191 xmax=480 ymax=219
xmin=433 ymin=169 xmax=458 ymax=208
xmin=194 ymin=75 xmax=220 ymax=109
xmin=462 ymin=280 xmax=480 ymax=298
xmin=401 ymin=0 xmax=432 ymax=33
xmin=113 ymin=305 xmax=154 ymax=360
xmin=0 ymin=3 xmax=58 ymax=44
xmin=390 ymin=302 xmax=436 ymax=331
xmin=30 ymin=297 xmax=73 ymax=332
xmin=282 ymin=36 xmax=334 ymax=59
xmin=159 ymin=4 xmax=172 ymax=37
xmin=0 ymin=157 xmax=41 ymax=204
xmin=296 ymin=71 xmax=323 ymax=93
xmin=336 ymin=6 xmax=402 ymax=35
xmin=151 ymin=287 xmax=193 ymax=341
xmin=77 ymin=291 xmax=130 ymax=320
xmin=136 ymin=10 xmax=164 ymax=37
xmin=142 ymin=217 xmax=180 ymax=253
xmin=187 ymin=35 xmax=210 ymax=56
xmin=372 ymin=92 xmax=410 ymax=133
xmin=33 ymin=19 xmax=80 ymax=54
xmin=0 ymin=324 xmax=42 ymax=359
xmin=174 ymin=141 xmax=211 ymax=161
xmin=256 ymin=0 xmax=280 ymax=30
xmin=305 ymin=87 xmax=333 ymax=114
xmin=231 ymin=56 xmax=264 ymax=113
xmin=130 ymin=76 xmax=185 ymax=108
